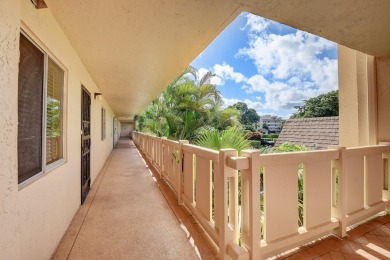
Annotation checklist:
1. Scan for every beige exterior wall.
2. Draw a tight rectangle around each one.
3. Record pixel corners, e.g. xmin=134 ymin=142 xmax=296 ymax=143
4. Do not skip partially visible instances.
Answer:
xmin=0 ymin=1 xmax=21 ymax=259
xmin=0 ymin=1 xmax=116 ymax=259
xmin=338 ymin=45 xmax=377 ymax=147
xmin=377 ymin=57 xmax=390 ymax=142
xmin=120 ymin=122 xmax=134 ymax=138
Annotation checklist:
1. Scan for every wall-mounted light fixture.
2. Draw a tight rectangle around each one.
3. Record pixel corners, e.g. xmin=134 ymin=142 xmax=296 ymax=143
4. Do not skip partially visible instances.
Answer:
xmin=30 ymin=0 xmax=47 ymax=9
xmin=94 ymin=93 xmax=103 ymax=101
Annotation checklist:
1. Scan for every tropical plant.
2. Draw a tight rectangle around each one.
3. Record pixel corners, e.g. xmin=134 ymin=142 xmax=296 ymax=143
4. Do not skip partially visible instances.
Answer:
xmin=135 ymin=66 xmax=241 ymax=142
xmin=273 ymin=142 xmax=307 ymax=152
xmin=47 ymin=98 xmax=61 ymax=137
xmin=195 ymin=126 xmax=251 ymax=152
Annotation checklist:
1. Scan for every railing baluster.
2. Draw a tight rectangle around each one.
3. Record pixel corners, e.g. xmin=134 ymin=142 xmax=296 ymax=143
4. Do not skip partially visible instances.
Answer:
xmin=178 ymin=140 xmax=189 ymax=206
xmin=240 ymin=150 xmax=261 ymax=259
xmin=329 ymin=146 xmax=347 ymax=238
xmin=217 ymin=149 xmax=239 ymax=259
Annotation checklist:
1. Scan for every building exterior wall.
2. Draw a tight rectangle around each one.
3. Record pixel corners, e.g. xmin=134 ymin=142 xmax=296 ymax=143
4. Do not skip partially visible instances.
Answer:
xmin=0 ymin=1 xmax=21 ymax=259
xmin=120 ymin=122 xmax=134 ymax=137
xmin=0 ymin=1 xmax=117 ymax=259
xmin=338 ymin=45 xmax=377 ymax=147
xmin=259 ymin=115 xmax=284 ymax=133
xmin=377 ymin=57 xmax=390 ymax=142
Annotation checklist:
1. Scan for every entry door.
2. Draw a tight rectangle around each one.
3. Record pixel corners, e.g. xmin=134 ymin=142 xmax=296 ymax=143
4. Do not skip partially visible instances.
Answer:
xmin=81 ymin=86 xmax=91 ymax=204
xmin=113 ymin=117 xmax=117 ymax=147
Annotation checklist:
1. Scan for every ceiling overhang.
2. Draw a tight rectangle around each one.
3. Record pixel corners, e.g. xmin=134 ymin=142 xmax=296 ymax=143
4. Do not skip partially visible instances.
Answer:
xmin=45 ymin=0 xmax=390 ymax=117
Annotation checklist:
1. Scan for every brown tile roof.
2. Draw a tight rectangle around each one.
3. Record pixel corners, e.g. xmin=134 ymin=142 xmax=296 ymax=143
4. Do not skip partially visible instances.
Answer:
xmin=275 ymin=117 xmax=339 ymax=150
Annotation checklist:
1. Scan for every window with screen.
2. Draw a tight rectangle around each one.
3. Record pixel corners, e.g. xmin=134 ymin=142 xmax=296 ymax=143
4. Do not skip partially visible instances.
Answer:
xmin=101 ymin=107 xmax=106 ymax=140
xmin=18 ymin=34 xmax=44 ymax=184
xmin=18 ymin=32 xmax=65 ymax=185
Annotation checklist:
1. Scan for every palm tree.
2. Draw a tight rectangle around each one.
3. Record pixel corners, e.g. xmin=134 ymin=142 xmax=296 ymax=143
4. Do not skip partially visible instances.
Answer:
xmin=136 ymin=65 xmax=241 ymax=142
xmin=195 ymin=126 xmax=250 ymax=152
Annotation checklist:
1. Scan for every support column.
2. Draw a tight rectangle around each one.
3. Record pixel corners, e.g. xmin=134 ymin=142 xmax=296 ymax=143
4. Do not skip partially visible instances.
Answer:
xmin=338 ymin=45 xmax=377 ymax=147
xmin=0 ymin=0 xmax=21 ymax=259
xmin=377 ymin=57 xmax=390 ymax=142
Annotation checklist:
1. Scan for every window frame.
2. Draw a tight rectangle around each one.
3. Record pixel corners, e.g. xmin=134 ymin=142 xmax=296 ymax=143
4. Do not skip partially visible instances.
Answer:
xmin=18 ymin=29 xmax=67 ymax=189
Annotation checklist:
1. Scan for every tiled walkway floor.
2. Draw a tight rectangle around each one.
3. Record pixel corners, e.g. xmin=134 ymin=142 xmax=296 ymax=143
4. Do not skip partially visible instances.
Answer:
xmin=277 ymin=213 xmax=390 ymax=259
xmin=52 ymin=139 xmax=217 ymax=259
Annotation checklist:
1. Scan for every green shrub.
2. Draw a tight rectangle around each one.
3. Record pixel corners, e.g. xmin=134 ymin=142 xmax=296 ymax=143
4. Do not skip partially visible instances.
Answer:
xmin=250 ymin=140 xmax=262 ymax=149
xmin=273 ymin=142 xmax=307 ymax=153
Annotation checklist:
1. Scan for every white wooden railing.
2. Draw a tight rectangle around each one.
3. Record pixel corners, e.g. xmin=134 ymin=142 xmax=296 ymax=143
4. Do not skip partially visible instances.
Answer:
xmin=132 ymin=132 xmax=390 ymax=260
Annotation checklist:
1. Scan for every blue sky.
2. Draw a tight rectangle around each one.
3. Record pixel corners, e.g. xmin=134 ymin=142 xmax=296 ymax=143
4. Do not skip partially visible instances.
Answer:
xmin=190 ymin=12 xmax=338 ymax=118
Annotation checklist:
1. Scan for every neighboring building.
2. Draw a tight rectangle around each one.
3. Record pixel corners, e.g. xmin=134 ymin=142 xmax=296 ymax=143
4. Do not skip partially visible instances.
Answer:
xmin=259 ymin=115 xmax=284 ymax=134
xmin=275 ymin=117 xmax=339 ymax=150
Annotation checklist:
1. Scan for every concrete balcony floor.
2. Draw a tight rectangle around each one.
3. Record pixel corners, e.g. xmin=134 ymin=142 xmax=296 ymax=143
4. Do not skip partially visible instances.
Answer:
xmin=275 ymin=214 xmax=390 ymax=259
xmin=52 ymin=138 xmax=390 ymax=260
xmin=52 ymin=138 xmax=217 ymax=259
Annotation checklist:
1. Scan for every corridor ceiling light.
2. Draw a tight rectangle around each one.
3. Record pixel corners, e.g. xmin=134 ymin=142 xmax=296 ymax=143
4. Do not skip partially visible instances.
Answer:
xmin=94 ymin=93 xmax=103 ymax=101
xmin=30 ymin=0 xmax=47 ymax=9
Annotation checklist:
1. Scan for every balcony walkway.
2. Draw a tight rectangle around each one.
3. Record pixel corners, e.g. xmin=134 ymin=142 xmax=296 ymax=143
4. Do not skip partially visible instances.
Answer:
xmin=52 ymin=138 xmax=390 ymax=260
xmin=52 ymin=138 xmax=217 ymax=259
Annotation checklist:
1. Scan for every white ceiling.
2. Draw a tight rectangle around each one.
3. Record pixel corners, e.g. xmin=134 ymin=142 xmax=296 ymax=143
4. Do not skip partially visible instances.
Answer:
xmin=45 ymin=0 xmax=390 ymax=119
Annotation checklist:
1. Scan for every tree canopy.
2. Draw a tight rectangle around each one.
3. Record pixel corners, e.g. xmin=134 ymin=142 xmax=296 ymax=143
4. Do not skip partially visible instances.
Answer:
xmin=290 ymin=90 xmax=339 ymax=118
xmin=229 ymin=102 xmax=260 ymax=131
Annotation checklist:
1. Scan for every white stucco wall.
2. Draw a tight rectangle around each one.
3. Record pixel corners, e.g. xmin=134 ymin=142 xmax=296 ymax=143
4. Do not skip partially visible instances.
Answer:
xmin=0 ymin=1 xmax=21 ymax=259
xmin=0 ymin=1 xmax=116 ymax=259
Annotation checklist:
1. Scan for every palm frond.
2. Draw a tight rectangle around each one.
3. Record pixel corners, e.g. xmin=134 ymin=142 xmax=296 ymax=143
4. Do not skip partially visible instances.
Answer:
xmin=199 ymin=71 xmax=215 ymax=86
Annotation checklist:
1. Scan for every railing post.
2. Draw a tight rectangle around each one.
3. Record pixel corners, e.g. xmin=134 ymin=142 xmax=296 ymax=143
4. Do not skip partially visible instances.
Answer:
xmin=240 ymin=150 xmax=261 ymax=259
xmin=217 ymin=149 xmax=238 ymax=259
xmin=141 ymin=134 xmax=145 ymax=153
xmin=160 ymin=137 xmax=167 ymax=179
xmin=379 ymin=142 xmax=390 ymax=211
xmin=178 ymin=140 xmax=189 ymax=206
xmin=329 ymin=146 xmax=347 ymax=238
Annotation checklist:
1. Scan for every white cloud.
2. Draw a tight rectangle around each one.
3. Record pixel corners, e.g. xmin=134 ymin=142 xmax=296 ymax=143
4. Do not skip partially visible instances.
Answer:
xmin=238 ymin=30 xmax=337 ymax=86
xmin=213 ymin=63 xmax=246 ymax=84
xmin=242 ymin=13 xmax=271 ymax=32
xmin=223 ymin=97 xmax=264 ymax=110
xmin=243 ymin=76 xmax=309 ymax=111
xmin=209 ymin=76 xmax=224 ymax=85
xmin=198 ymin=63 xmax=246 ymax=87
xmin=234 ymin=13 xmax=338 ymax=112
xmin=222 ymin=97 xmax=243 ymax=107
xmin=199 ymin=13 xmax=338 ymax=116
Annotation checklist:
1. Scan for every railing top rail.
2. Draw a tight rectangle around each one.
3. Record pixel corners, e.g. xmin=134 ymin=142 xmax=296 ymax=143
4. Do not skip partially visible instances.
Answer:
xmin=162 ymin=138 xmax=180 ymax=147
xmin=182 ymin=144 xmax=219 ymax=162
xmin=226 ymin=156 xmax=249 ymax=170
xmin=259 ymin=149 xmax=339 ymax=167
xmin=345 ymin=144 xmax=390 ymax=156
xmin=150 ymin=135 xmax=161 ymax=141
